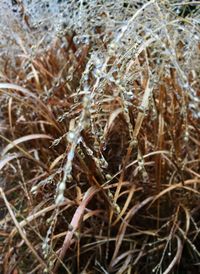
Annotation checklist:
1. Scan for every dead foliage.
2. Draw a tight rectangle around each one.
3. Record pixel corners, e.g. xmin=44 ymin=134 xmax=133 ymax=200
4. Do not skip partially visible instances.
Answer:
xmin=0 ymin=1 xmax=200 ymax=273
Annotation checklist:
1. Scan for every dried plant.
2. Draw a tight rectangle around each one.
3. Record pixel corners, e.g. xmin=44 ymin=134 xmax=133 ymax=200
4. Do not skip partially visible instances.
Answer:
xmin=0 ymin=1 xmax=200 ymax=273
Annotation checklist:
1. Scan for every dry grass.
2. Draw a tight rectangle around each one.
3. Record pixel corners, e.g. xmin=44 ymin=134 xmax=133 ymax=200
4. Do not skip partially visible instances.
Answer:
xmin=0 ymin=1 xmax=200 ymax=273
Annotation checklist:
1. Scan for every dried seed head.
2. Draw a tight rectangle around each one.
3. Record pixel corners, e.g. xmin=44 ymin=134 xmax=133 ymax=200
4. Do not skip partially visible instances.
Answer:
xmin=67 ymin=131 xmax=75 ymax=143
xmin=55 ymin=193 xmax=65 ymax=204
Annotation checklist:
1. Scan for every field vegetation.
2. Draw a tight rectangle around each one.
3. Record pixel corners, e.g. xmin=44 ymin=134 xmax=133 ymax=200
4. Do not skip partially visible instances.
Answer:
xmin=0 ymin=1 xmax=200 ymax=273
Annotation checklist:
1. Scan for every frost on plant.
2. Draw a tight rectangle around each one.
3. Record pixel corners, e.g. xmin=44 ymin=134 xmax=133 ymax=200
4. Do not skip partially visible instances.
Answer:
xmin=0 ymin=1 xmax=200 ymax=273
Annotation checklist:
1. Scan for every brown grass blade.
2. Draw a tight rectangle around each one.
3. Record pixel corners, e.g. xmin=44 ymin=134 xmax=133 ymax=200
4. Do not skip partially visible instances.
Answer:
xmin=1 ymin=134 xmax=53 ymax=156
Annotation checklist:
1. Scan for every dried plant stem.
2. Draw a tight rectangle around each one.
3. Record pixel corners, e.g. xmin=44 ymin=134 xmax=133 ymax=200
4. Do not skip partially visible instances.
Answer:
xmin=0 ymin=187 xmax=50 ymax=272
xmin=53 ymin=186 xmax=99 ymax=272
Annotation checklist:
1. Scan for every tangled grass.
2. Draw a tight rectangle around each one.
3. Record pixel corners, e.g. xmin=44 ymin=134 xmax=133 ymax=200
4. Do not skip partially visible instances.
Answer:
xmin=0 ymin=1 xmax=200 ymax=273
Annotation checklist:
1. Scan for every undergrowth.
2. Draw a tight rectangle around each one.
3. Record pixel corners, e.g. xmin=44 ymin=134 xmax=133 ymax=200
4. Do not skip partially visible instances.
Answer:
xmin=0 ymin=1 xmax=200 ymax=273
